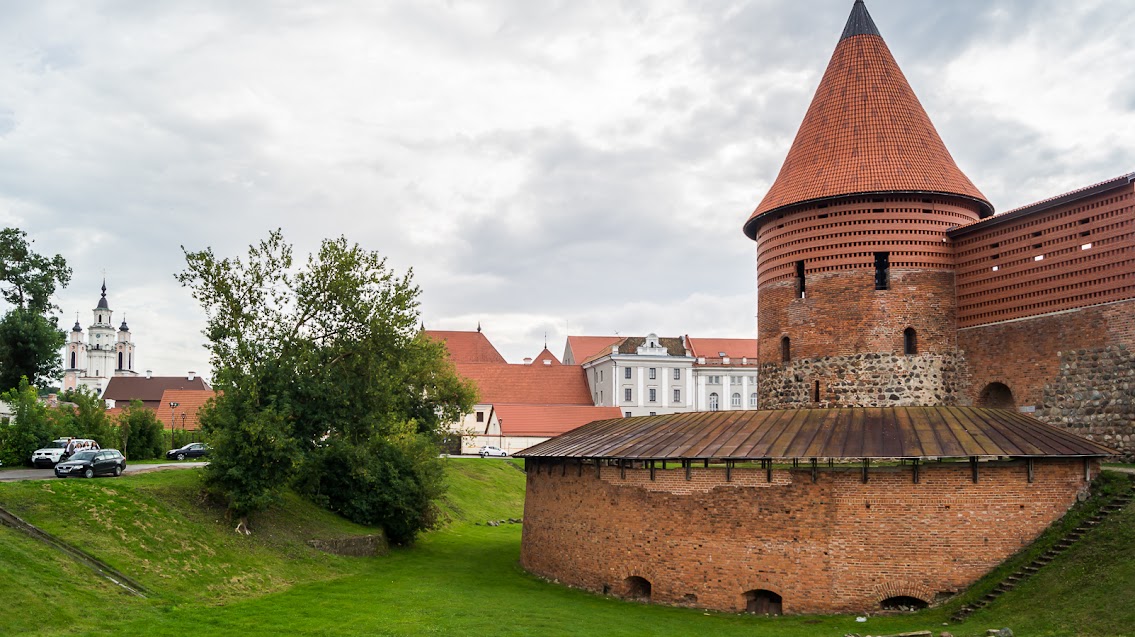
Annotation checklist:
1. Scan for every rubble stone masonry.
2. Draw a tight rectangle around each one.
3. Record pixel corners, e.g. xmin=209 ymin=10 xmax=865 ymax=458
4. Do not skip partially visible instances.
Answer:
xmin=520 ymin=459 xmax=1093 ymax=614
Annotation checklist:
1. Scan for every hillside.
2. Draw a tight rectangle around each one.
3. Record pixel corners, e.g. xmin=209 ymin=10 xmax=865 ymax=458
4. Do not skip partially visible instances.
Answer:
xmin=2 ymin=460 xmax=1134 ymax=636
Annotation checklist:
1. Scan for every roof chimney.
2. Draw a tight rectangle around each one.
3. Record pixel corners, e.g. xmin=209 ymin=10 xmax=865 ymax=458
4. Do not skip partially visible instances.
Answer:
xmin=543 ymin=359 xmax=552 ymax=366
xmin=145 ymin=370 xmax=152 ymax=379
xmin=188 ymin=371 xmax=196 ymax=381
xmin=523 ymin=357 xmax=532 ymax=365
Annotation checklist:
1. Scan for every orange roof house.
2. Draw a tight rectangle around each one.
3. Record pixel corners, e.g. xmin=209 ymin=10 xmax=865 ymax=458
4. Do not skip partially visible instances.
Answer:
xmin=488 ymin=404 xmax=623 ymax=438
xmin=102 ymin=374 xmax=211 ymax=410
xmin=153 ymin=389 xmax=217 ymax=432
xmin=424 ymin=329 xmax=507 ymax=364
xmin=562 ymin=335 xmax=622 ymax=365
xmin=454 ymin=363 xmax=593 ymax=405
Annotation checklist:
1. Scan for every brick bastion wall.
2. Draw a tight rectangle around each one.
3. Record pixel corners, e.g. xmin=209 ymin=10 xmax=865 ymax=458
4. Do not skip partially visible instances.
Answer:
xmin=519 ymin=459 xmax=1094 ymax=614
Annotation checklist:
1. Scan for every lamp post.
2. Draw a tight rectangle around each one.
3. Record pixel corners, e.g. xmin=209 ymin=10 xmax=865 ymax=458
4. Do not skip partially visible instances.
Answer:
xmin=169 ymin=401 xmax=179 ymax=447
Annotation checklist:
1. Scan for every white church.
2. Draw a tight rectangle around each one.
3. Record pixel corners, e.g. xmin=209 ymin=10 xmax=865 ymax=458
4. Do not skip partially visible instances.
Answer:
xmin=61 ymin=280 xmax=139 ymax=394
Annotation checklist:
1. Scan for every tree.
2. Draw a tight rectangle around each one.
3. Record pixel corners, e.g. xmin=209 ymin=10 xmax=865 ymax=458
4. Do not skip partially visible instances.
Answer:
xmin=178 ymin=230 xmax=475 ymax=538
xmin=60 ymin=386 xmax=114 ymax=447
xmin=0 ymin=377 xmax=53 ymax=466
xmin=116 ymin=400 xmax=165 ymax=460
xmin=0 ymin=228 xmax=71 ymax=390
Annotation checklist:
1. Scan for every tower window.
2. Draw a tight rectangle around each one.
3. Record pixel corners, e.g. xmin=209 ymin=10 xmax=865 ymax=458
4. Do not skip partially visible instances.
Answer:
xmin=795 ymin=260 xmax=806 ymax=298
xmin=780 ymin=336 xmax=791 ymax=363
xmin=118 ymin=352 xmax=123 ymax=369
xmin=874 ymin=252 xmax=890 ymax=290
xmin=904 ymin=328 xmax=917 ymax=355
xmin=70 ymin=352 xmax=76 ymax=368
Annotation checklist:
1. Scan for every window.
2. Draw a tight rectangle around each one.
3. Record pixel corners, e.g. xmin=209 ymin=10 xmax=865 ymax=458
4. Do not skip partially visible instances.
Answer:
xmin=624 ymin=367 xmax=632 ymax=379
xmin=649 ymin=412 xmax=656 ymax=416
xmin=624 ymin=388 xmax=632 ymax=402
xmin=874 ymin=252 xmax=889 ymax=290
xmin=673 ymin=368 xmax=681 ymax=380
xmin=70 ymin=351 xmax=76 ymax=368
xmin=673 ymin=388 xmax=681 ymax=402
xmin=731 ymin=393 xmax=741 ymax=408
xmin=118 ymin=352 xmax=123 ymax=369
xmin=795 ymin=260 xmax=806 ymax=298
xmin=624 ymin=411 xmax=632 ymax=418
xmin=709 ymin=393 xmax=720 ymax=411
xmin=476 ymin=412 xmax=484 ymax=423
xmin=648 ymin=388 xmax=657 ymax=402
xmin=733 ymin=375 xmax=745 ymax=386
xmin=749 ymin=392 xmax=757 ymax=408
xmin=599 ymin=370 xmax=603 ymax=382
xmin=648 ymin=368 xmax=656 ymax=380
xmin=903 ymin=327 xmax=917 ymax=355
xmin=781 ymin=336 xmax=791 ymax=363
xmin=708 ymin=375 xmax=721 ymax=385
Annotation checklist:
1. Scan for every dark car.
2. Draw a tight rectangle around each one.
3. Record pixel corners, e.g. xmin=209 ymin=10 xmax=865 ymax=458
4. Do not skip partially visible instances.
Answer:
xmin=166 ymin=442 xmax=209 ymax=461
xmin=54 ymin=449 xmax=126 ymax=479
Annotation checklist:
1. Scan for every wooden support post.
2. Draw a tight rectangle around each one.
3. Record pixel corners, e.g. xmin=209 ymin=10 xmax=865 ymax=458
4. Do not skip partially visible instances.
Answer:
xmin=662 ymin=460 xmax=667 ymax=471
xmin=766 ymin=459 xmax=772 ymax=483
xmin=971 ymin=457 xmax=979 ymax=484
xmin=726 ymin=460 xmax=733 ymax=482
xmin=650 ymin=460 xmax=656 ymax=481
xmin=912 ymin=458 xmax=920 ymax=484
xmin=1027 ymin=458 xmax=1034 ymax=483
xmin=620 ymin=459 xmax=626 ymax=480
xmin=810 ymin=458 xmax=818 ymax=483
xmin=596 ymin=459 xmax=601 ymax=479
xmin=792 ymin=458 xmax=799 ymax=469
xmin=685 ymin=460 xmax=692 ymax=481
xmin=828 ymin=458 xmax=834 ymax=468
xmin=561 ymin=461 xmax=566 ymax=476
xmin=704 ymin=459 xmax=710 ymax=469
xmin=862 ymin=458 xmax=870 ymax=484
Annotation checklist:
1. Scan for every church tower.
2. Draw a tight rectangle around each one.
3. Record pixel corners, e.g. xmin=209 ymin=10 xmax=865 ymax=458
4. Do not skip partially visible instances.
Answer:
xmin=745 ymin=1 xmax=991 ymax=408
xmin=61 ymin=280 xmax=138 ymax=394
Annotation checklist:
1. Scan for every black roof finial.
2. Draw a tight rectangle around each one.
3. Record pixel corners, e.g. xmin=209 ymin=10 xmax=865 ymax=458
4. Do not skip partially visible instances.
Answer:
xmin=477 ymin=322 xmax=482 ymax=333
xmin=841 ymin=0 xmax=881 ymax=40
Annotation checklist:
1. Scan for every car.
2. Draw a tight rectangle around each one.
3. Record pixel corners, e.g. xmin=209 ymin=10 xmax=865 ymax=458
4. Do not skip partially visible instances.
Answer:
xmin=54 ymin=449 xmax=126 ymax=479
xmin=478 ymin=445 xmax=508 ymax=458
xmin=31 ymin=438 xmax=100 ymax=468
xmin=166 ymin=442 xmax=210 ymax=461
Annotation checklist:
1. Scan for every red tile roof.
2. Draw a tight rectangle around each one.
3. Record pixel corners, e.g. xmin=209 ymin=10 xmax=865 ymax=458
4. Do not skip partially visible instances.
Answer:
xmin=153 ymin=389 xmax=217 ymax=432
xmin=103 ymin=376 xmax=211 ymax=409
xmin=531 ymin=347 xmax=561 ymax=366
xmin=744 ymin=1 xmax=991 ymax=239
xmin=685 ymin=337 xmax=758 ymax=362
xmin=454 ymin=363 xmax=593 ymax=405
xmin=424 ymin=330 xmax=507 ymax=364
xmin=563 ymin=336 xmax=621 ymax=365
xmin=493 ymin=404 xmax=623 ymax=437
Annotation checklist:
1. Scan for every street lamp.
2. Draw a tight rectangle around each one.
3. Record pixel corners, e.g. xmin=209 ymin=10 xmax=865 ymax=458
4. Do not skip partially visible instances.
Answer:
xmin=169 ymin=401 xmax=179 ymax=447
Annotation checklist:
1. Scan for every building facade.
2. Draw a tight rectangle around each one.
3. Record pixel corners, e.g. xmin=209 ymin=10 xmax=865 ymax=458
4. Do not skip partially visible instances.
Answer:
xmin=61 ymin=281 xmax=139 ymax=394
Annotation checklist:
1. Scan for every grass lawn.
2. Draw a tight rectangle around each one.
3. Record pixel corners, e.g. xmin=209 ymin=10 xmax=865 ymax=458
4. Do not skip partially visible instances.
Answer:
xmin=2 ymin=459 xmax=1135 ymax=636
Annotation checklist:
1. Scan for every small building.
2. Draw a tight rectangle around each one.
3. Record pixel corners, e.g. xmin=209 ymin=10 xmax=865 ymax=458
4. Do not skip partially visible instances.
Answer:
xmin=102 ymin=373 xmax=211 ymax=410
xmin=517 ymin=407 xmax=1113 ymax=614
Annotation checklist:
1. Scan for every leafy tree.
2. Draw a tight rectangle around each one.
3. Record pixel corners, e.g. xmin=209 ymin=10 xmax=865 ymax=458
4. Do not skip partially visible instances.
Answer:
xmin=116 ymin=400 xmax=165 ymax=460
xmin=0 ymin=228 xmax=71 ymax=391
xmin=60 ymin=386 xmax=114 ymax=447
xmin=0 ymin=377 xmax=53 ymax=466
xmin=178 ymin=230 xmax=475 ymax=538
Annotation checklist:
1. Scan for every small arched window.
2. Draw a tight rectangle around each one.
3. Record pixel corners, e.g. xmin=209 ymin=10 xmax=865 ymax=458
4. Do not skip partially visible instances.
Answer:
xmin=731 ymin=392 xmax=741 ymax=408
xmin=709 ymin=392 xmax=720 ymax=411
xmin=780 ymin=336 xmax=791 ymax=363
xmin=70 ymin=351 xmax=76 ymax=368
xmin=903 ymin=327 xmax=917 ymax=355
xmin=749 ymin=392 xmax=757 ymax=408
xmin=118 ymin=352 xmax=123 ymax=369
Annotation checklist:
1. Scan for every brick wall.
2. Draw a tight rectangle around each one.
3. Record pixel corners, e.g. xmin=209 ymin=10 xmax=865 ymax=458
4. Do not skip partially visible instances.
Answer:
xmin=520 ymin=459 xmax=1091 ymax=614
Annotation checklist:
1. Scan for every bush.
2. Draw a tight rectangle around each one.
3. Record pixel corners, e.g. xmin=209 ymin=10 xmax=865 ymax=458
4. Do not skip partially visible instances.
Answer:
xmin=0 ymin=378 xmax=52 ymax=466
xmin=117 ymin=400 xmax=165 ymax=460
xmin=296 ymin=434 xmax=444 ymax=545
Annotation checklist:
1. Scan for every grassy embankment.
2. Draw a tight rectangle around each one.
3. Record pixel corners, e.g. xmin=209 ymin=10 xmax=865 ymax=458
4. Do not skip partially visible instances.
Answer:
xmin=2 ymin=460 xmax=1135 ymax=636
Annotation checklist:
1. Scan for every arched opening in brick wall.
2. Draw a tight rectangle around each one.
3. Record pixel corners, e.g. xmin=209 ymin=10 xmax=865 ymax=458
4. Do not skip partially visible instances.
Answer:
xmin=880 ymin=595 xmax=929 ymax=611
xmin=743 ymin=589 xmax=783 ymax=615
xmin=622 ymin=576 xmax=652 ymax=601
xmin=903 ymin=327 xmax=917 ymax=355
xmin=978 ymin=382 xmax=1016 ymax=409
xmin=781 ymin=336 xmax=791 ymax=363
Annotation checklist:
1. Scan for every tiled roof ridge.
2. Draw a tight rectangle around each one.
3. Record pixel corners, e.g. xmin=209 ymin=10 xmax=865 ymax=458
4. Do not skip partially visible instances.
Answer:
xmin=744 ymin=1 xmax=991 ymax=238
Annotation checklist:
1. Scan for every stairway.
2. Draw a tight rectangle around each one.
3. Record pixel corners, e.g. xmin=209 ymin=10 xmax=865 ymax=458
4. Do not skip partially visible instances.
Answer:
xmin=950 ymin=483 xmax=1134 ymax=622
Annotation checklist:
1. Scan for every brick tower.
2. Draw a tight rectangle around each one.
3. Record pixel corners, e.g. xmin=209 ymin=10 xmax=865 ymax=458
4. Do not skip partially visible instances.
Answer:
xmin=745 ymin=0 xmax=993 ymax=408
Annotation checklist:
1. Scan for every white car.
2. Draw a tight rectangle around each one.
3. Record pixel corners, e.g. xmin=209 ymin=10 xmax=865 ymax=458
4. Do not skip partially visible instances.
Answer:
xmin=31 ymin=438 xmax=100 ymax=468
xmin=478 ymin=445 xmax=508 ymax=458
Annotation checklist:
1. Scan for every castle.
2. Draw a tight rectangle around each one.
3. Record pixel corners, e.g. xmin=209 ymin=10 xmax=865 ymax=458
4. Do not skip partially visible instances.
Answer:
xmin=516 ymin=1 xmax=1127 ymax=615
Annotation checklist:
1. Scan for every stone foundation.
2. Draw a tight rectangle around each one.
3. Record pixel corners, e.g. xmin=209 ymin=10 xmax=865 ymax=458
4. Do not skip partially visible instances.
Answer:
xmin=759 ymin=352 xmax=963 ymax=409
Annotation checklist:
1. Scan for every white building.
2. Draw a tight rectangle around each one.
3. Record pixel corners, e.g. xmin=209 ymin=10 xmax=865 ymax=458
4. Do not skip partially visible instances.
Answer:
xmin=568 ymin=334 xmax=759 ymax=417
xmin=61 ymin=281 xmax=138 ymax=394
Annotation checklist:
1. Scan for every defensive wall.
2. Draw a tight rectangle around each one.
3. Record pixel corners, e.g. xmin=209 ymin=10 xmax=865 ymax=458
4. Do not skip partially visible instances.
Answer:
xmin=520 ymin=458 xmax=1094 ymax=614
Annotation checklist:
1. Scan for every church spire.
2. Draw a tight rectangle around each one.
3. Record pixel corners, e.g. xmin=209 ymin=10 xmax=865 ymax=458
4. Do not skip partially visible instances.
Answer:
xmin=744 ymin=0 xmax=992 ymax=239
xmin=96 ymin=278 xmax=109 ymax=310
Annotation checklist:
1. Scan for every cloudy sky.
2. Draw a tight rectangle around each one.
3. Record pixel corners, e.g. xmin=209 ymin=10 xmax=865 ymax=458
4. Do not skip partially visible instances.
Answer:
xmin=1 ymin=0 xmax=1132 ymax=379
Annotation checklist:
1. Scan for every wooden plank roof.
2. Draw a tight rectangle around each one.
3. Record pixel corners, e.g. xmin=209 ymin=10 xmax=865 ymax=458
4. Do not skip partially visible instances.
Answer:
xmin=516 ymin=407 xmax=1115 ymax=460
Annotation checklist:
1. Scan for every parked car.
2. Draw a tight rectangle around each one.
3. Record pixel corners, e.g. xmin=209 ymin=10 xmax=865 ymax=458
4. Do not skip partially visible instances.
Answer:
xmin=31 ymin=438 xmax=100 ymax=468
xmin=54 ymin=449 xmax=126 ymax=479
xmin=478 ymin=445 xmax=508 ymax=458
xmin=166 ymin=442 xmax=210 ymax=461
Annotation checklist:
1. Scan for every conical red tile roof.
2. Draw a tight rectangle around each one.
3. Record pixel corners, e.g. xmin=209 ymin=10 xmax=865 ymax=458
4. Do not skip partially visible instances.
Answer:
xmin=743 ymin=1 xmax=991 ymax=239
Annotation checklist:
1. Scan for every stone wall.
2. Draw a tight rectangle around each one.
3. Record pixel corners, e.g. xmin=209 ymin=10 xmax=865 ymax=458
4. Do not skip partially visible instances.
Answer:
xmin=1038 ymin=345 xmax=1135 ymax=458
xmin=758 ymin=352 xmax=963 ymax=408
xmin=520 ymin=459 xmax=1092 ymax=615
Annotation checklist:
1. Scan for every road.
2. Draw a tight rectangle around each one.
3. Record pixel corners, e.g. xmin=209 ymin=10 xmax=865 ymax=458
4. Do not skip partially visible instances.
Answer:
xmin=0 ymin=462 xmax=207 ymax=482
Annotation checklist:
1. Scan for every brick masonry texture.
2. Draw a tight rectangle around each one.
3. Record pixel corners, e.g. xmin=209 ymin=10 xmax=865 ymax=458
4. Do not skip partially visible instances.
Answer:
xmin=520 ymin=460 xmax=1093 ymax=614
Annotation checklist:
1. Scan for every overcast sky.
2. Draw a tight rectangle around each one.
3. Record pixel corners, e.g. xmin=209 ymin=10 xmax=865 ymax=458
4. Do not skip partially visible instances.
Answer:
xmin=2 ymin=0 xmax=1132 ymax=379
